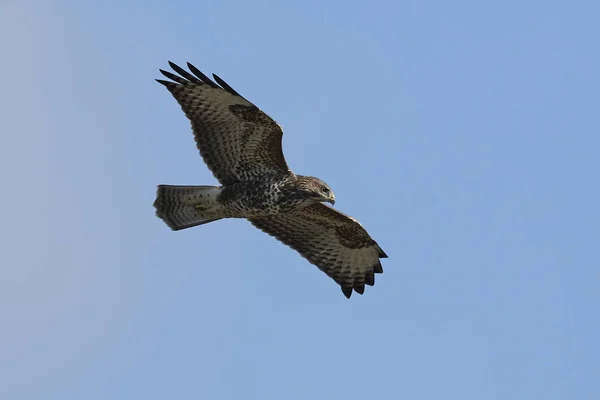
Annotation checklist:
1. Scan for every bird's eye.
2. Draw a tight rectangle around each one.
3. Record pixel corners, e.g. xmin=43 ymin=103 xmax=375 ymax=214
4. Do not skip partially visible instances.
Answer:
xmin=321 ymin=186 xmax=330 ymax=193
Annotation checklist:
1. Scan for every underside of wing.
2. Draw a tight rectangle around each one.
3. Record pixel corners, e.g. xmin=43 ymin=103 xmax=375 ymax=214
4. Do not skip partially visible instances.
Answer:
xmin=157 ymin=62 xmax=291 ymax=185
xmin=249 ymin=203 xmax=388 ymax=298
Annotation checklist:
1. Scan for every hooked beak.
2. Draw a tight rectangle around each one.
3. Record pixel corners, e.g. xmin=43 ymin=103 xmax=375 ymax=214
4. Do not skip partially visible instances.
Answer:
xmin=328 ymin=198 xmax=335 ymax=206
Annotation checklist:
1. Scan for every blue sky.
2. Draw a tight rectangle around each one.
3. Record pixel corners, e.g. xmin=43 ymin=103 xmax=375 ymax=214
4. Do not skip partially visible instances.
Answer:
xmin=2 ymin=0 xmax=599 ymax=398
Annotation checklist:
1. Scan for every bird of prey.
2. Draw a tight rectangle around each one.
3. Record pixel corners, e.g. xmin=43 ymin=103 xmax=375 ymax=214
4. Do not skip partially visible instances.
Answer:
xmin=154 ymin=62 xmax=387 ymax=298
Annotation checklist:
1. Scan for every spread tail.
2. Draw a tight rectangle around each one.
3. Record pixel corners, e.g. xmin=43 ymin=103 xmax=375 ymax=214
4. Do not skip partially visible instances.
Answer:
xmin=154 ymin=185 xmax=223 ymax=230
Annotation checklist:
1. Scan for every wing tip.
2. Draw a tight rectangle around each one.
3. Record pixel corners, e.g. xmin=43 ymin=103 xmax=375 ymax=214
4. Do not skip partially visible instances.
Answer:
xmin=374 ymin=261 xmax=384 ymax=274
xmin=158 ymin=68 xmax=190 ymax=85
xmin=212 ymin=73 xmax=244 ymax=98
xmin=341 ymin=286 xmax=353 ymax=299
xmin=186 ymin=62 xmax=219 ymax=88
xmin=156 ymin=78 xmax=175 ymax=87
xmin=353 ymin=284 xmax=365 ymax=295
xmin=365 ymin=270 xmax=375 ymax=286
xmin=167 ymin=60 xmax=178 ymax=70
xmin=376 ymin=245 xmax=388 ymax=258
xmin=158 ymin=62 xmax=219 ymax=87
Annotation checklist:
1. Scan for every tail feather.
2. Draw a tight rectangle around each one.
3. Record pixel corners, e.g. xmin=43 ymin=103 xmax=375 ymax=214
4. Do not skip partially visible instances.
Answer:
xmin=154 ymin=185 xmax=223 ymax=230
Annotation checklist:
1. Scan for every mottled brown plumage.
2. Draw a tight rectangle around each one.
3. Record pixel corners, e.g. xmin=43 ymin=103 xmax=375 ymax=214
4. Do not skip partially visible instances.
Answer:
xmin=157 ymin=62 xmax=289 ymax=185
xmin=250 ymin=204 xmax=387 ymax=297
xmin=154 ymin=62 xmax=387 ymax=298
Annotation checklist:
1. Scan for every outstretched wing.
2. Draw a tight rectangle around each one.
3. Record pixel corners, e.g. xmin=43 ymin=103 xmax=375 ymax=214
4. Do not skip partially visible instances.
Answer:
xmin=157 ymin=62 xmax=291 ymax=185
xmin=249 ymin=203 xmax=388 ymax=298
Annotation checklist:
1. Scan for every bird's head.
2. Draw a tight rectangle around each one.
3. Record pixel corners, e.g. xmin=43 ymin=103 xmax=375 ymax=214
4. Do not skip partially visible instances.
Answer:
xmin=297 ymin=176 xmax=335 ymax=205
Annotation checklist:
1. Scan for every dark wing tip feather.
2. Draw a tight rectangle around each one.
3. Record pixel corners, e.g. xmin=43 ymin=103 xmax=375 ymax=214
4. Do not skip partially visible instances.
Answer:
xmin=341 ymin=286 xmax=353 ymax=299
xmin=374 ymin=261 xmax=384 ymax=274
xmin=213 ymin=73 xmax=244 ymax=98
xmin=365 ymin=270 xmax=375 ymax=286
xmin=353 ymin=283 xmax=365 ymax=295
xmin=157 ymin=62 xmax=248 ymax=105
xmin=159 ymin=69 xmax=189 ymax=85
xmin=157 ymin=62 xmax=223 ymax=89
xmin=187 ymin=62 xmax=219 ymax=88
xmin=168 ymin=61 xmax=203 ymax=84
xmin=377 ymin=245 xmax=388 ymax=258
xmin=155 ymin=79 xmax=176 ymax=88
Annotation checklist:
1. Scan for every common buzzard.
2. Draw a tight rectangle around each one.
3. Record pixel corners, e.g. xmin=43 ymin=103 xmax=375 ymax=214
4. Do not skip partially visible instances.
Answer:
xmin=154 ymin=62 xmax=387 ymax=298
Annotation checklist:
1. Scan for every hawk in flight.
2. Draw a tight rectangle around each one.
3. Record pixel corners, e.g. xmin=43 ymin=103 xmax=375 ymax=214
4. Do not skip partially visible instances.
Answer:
xmin=154 ymin=62 xmax=387 ymax=298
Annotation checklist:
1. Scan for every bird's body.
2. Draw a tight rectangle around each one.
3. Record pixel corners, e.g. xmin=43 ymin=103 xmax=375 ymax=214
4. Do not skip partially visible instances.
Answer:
xmin=156 ymin=174 xmax=332 ymax=223
xmin=154 ymin=62 xmax=387 ymax=298
xmin=218 ymin=175 xmax=332 ymax=216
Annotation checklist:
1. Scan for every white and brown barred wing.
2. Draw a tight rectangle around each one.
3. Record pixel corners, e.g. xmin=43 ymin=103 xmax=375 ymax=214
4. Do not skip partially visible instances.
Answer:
xmin=250 ymin=203 xmax=388 ymax=298
xmin=157 ymin=62 xmax=290 ymax=185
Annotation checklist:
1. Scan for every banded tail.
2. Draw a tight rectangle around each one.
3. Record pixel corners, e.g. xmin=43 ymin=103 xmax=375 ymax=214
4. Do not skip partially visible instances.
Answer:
xmin=154 ymin=185 xmax=223 ymax=230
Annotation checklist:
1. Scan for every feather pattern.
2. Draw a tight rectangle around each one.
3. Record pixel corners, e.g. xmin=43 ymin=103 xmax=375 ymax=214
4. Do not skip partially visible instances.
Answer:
xmin=156 ymin=62 xmax=388 ymax=298
xmin=157 ymin=62 xmax=290 ymax=185
xmin=250 ymin=203 xmax=387 ymax=298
